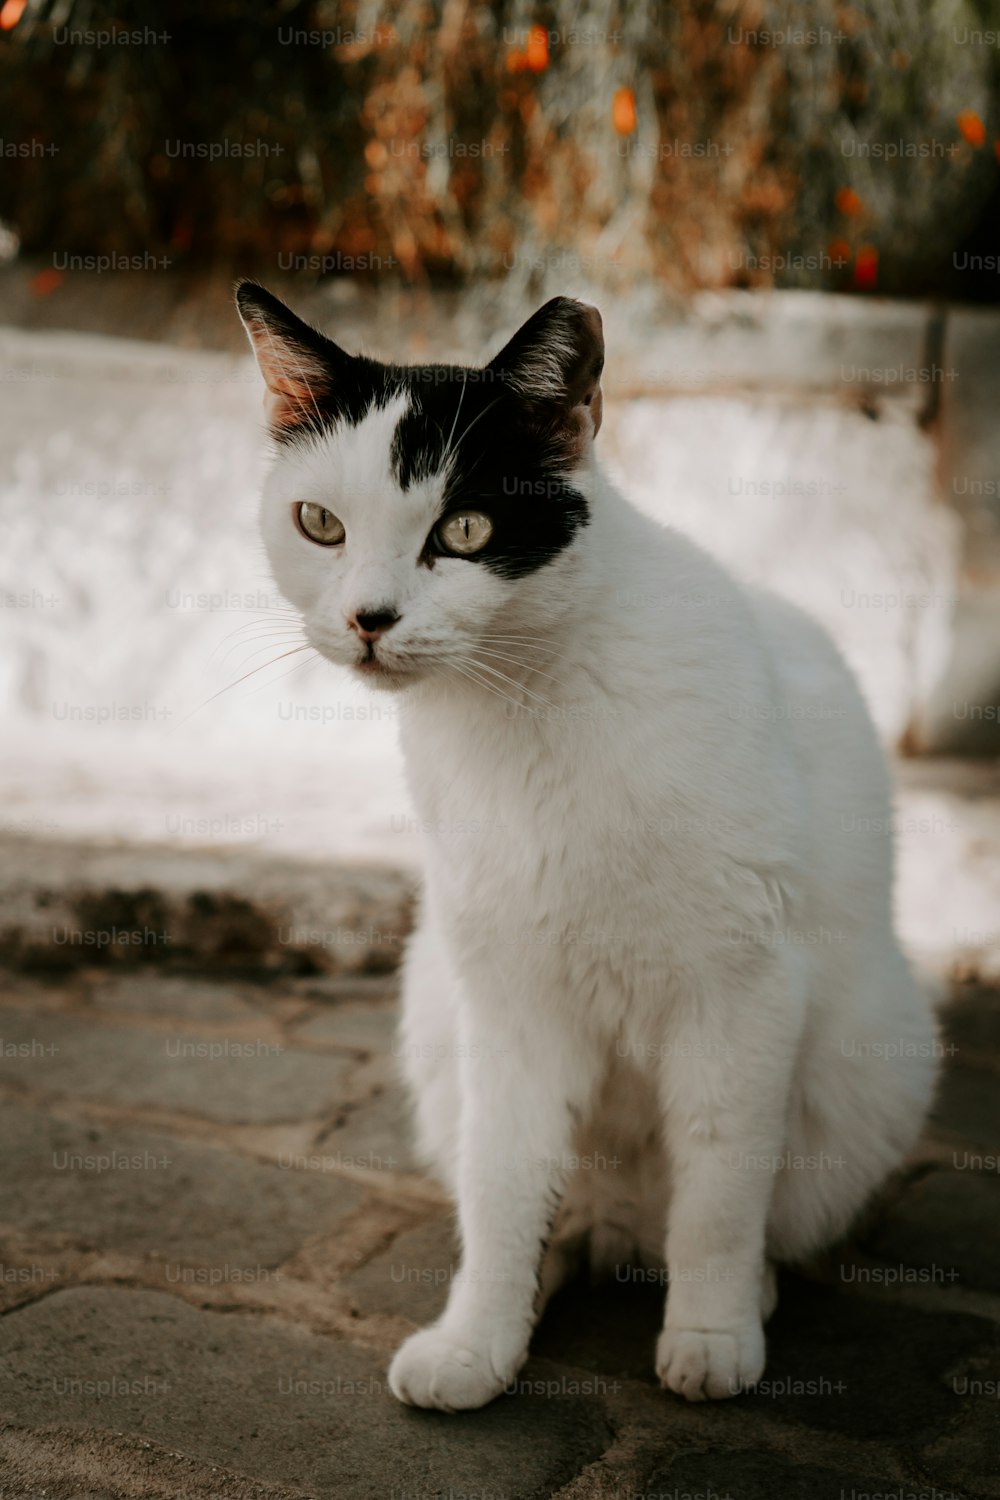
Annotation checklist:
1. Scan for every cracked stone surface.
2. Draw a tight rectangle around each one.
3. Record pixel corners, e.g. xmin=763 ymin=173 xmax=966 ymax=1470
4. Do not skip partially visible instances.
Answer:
xmin=1 ymin=958 xmax=999 ymax=1500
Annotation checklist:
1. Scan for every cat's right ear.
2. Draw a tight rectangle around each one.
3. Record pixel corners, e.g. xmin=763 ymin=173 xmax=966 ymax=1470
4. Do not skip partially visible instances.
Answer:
xmin=236 ymin=282 xmax=347 ymax=438
xmin=486 ymin=296 xmax=604 ymax=462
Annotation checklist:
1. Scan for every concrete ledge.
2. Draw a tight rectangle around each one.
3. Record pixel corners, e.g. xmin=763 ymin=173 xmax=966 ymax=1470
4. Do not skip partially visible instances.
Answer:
xmin=0 ymin=277 xmax=938 ymax=402
xmin=609 ymin=291 xmax=935 ymax=402
xmin=917 ymin=308 xmax=1000 ymax=753
xmin=2 ymin=748 xmax=1000 ymax=987
xmin=2 ymin=288 xmax=998 ymax=773
xmin=0 ymin=838 xmax=415 ymax=977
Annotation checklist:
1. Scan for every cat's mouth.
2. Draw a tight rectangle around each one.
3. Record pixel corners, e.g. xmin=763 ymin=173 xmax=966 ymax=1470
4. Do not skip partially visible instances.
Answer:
xmin=353 ymin=650 xmax=418 ymax=690
xmin=307 ymin=625 xmax=421 ymax=688
xmin=357 ymin=654 xmax=390 ymax=676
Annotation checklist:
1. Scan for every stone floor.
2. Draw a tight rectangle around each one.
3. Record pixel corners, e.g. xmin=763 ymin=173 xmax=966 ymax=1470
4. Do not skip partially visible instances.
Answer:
xmin=0 ymin=961 xmax=998 ymax=1500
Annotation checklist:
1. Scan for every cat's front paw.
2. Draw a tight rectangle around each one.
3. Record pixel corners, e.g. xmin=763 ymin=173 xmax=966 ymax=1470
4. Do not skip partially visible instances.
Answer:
xmin=655 ymin=1321 xmax=765 ymax=1401
xmin=388 ymin=1326 xmax=520 ymax=1412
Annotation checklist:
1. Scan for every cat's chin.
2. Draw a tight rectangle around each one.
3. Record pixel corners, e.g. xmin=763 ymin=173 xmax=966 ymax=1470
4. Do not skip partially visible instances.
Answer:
xmin=351 ymin=659 xmax=419 ymax=692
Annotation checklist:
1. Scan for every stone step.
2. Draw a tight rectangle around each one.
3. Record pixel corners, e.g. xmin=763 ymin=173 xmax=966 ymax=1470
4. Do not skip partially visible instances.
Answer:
xmin=0 ymin=836 xmax=413 ymax=977
xmin=0 ymin=752 xmax=998 ymax=986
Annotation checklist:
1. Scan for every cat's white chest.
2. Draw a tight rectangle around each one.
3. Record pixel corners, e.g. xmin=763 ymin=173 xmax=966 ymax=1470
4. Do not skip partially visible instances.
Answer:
xmin=400 ymin=703 xmax=677 ymax=1021
xmin=405 ymin=713 xmax=589 ymax=910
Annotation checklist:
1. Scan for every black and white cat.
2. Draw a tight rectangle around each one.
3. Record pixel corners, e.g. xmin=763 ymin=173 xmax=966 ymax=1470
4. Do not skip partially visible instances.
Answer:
xmin=238 ymin=283 xmax=937 ymax=1410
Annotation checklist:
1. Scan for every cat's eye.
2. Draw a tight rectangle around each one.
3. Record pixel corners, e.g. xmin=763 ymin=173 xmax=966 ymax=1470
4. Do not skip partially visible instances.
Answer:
xmin=435 ymin=510 xmax=494 ymax=556
xmin=296 ymin=502 xmax=345 ymax=546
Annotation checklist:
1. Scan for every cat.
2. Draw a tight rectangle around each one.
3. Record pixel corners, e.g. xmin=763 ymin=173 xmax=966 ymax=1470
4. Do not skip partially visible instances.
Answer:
xmin=237 ymin=281 xmax=938 ymax=1410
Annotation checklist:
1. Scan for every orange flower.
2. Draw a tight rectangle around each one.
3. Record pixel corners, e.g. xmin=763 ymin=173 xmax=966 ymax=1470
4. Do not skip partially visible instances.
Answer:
xmin=957 ymin=110 xmax=986 ymax=147
xmin=30 ymin=269 xmax=63 ymax=297
xmin=834 ymin=186 xmax=863 ymax=217
xmin=0 ymin=0 xmax=26 ymax=29
xmin=853 ymin=244 xmax=878 ymax=290
xmin=525 ymin=25 xmax=548 ymax=71
xmin=612 ymin=86 xmax=636 ymax=136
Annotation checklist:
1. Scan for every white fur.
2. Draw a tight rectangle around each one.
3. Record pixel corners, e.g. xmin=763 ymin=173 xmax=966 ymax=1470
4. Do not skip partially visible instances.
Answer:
xmin=256 ymin=393 xmax=938 ymax=1412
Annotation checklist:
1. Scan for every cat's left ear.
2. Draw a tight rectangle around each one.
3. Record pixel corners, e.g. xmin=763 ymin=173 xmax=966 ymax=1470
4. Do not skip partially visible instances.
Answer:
xmin=487 ymin=296 xmax=604 ymax=455
xmin=236 ymin=281 xmax=348 ymax=438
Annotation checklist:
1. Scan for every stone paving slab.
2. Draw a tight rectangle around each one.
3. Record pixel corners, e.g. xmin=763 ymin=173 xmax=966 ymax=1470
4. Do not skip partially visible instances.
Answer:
xmin=643 ymin=1449 xmax=989 ymax=1500
xmin=0 ymin=1288 xmax=614 ymax=1499
xmin=942 ymin=981 xmax=1000 ymax=1061
xmin=931 ymin=1061 xmax=1000 ymax=1156
xmin=312 ymin=1080 xmax=417 ymax=1176
xmin=0 ymin=1101 xmax=364 ymax=1272
xmin=0 ymin=960 xmax=999 ymax=1498
xmin=0 ymin=1007 xmax=354 ymax=1125
xmin=533 ymin=1265 xmax=1000 ymax=1448
xmin=864 ymin=1168 xmax=1000 ymax=1294
xmin=0 ymin=1424 xmax=319 ymax=1500
xmin=86 ymin=973 xmax=264 ymax=1024
xmin=290 ymin=998 xmax=399 ymax=1054
xmin=341 ymin=1218 xmax=459 ymax=1325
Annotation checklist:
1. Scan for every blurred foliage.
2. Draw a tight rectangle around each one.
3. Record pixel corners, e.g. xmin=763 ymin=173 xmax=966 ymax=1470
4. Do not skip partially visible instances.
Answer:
xmin=1 ymin=0 xmax=999 ymax=298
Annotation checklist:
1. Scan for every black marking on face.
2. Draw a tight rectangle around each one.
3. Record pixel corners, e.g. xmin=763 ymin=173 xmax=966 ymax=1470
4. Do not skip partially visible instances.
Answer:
xmin=237 ymin=286 xmax=597 ymax=578
xmin=390 ymin=371 xmax=590 ymax=580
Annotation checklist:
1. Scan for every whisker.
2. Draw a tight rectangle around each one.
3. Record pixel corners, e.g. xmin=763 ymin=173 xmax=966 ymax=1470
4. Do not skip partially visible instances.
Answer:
xmin=219 ymin=628 xmax=305 ymax=650
xmin=221 ymin=625 xmax=304 ymax=651
xmin=214 ymin=629 xmax=306 ymax=669
xmin=462 ymin=656 xmax=559 ymax=713
xmin=448 ymin=657 xmax=521 ymax=712
xmin=240 ymin=648 xmax=321 ymax=698
xmin=209 ymin=611 xmax=303 ymax=658
xmin=172 ymin=644 xmax=316 ymax=729
xmin=220 ymin=632 xmax=308 ymax=670
xmin=451 ymin=395 xmax=504 ymax=463
xmin=479 ymin=635 xmax=584 ymax=668
xmin=452 ymin=653 xmax=551 ymax=713
xmin=482 ymin=633 xmax=580 ymax=655
xmin=442 ymin=370 xmax=469 ymax=470
xmin=471 ymin=646 xmax=564 ymax=688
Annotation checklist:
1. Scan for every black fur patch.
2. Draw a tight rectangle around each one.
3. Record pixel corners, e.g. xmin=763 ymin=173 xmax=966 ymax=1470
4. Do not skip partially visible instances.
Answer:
xmin=237 ymin=283 xmax=591 ymax=579
xmin=390 ymin=368 xmax=590 ymax=581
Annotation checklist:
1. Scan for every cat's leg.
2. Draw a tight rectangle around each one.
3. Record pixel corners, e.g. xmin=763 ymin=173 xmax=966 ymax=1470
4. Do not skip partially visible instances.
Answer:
xmin=389 ymin=1001 xmax=599 ymax=1411
xmin=655 ymin=959 xmax=802 ymax=1401
xmin=395 ymin=910 xmax=462 ymax=1193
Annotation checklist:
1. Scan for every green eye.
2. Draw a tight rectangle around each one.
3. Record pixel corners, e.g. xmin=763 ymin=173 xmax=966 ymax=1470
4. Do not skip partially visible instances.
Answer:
xmin=436 ymin=510 xmax=494 ymax=556
xmin=296 ymin=502 xmax=345 ymax=546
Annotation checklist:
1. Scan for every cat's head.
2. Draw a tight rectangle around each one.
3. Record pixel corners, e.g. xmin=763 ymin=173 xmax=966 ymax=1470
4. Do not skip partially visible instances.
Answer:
xmin=237 ymin=283 xmax=604 ymax=691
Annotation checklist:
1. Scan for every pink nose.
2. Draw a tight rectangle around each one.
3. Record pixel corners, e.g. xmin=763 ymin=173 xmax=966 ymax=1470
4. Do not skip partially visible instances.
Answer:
xmin=348 ymin=607 xmax=400 ymax=642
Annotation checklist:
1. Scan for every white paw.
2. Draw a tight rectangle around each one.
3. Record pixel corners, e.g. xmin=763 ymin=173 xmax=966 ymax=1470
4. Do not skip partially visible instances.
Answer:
xmin=388 ymin=1326 xmax=519 ymax=1412
xmin=760 ymin=1261 xmax=779 ymax=1322
xmin=656 ymin=1321 xmax=765 ymax=1401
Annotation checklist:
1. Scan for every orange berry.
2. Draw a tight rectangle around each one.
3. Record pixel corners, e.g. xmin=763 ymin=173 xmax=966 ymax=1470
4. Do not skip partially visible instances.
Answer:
xmin=957 ymin=110 xmax=986 ymax=147
xmin=835 ymin=187 xmax=863 ymax=216
xmin=612 ymin=87 xmax=637 ymax=136
xmin=854 ymin=244 xmax=878 ymax=290
xmin=526 ymin=25 xmax=548 ymax=71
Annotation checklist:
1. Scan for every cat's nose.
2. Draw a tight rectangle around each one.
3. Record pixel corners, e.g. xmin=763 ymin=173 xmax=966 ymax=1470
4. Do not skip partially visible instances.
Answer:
xmin=349 ymin=607 xmax=401 ymax=641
